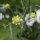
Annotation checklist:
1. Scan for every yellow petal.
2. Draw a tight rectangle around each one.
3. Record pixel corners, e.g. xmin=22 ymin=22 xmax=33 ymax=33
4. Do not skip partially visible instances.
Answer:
xmin=18 ymin=23 xmax=20 ymax=25
xmin=16 ymin=24 xmax=17 ymax=25
xmin=20 ymin=19 xmax=23 ymax=21
xmin=30 ymin=12 xmax=36 ymax=18
xmin=12 ymin=21 xmax=14 ymax=24
xmin=5 ymin=4 xmax=10 ymax=9
xmin=16 ymin=15 xmax=19 ymax=17
xmin=12 ymin=18 xmax=13 ymax=20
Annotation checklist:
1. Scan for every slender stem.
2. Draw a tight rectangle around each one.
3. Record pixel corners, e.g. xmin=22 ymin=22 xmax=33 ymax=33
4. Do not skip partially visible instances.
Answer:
xmin=9 ymin=8 xmax=14 ymax=14
xmin=3 ymin=22 xmax=12 ymax=28
xmin=21 ymin=0 xmax=24 ymax=9
xmin=22 ymin=7 xmax=28 ymax=19
xmin=21 ymin=0 xmax=28 ymax=18
xmin=10 ymin=24 xmax=13 ymax=40
xmin=29 ymin=0 xmax=31 ymax=13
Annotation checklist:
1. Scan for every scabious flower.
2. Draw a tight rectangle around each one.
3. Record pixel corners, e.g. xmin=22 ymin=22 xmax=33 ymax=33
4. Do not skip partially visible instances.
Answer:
xmin=12 ymin=15 xmax=23 ymax=25
xmin=30 ymin=12 xmax=36 ymax=18
xmin=4 ymin=4 xmax=10 ymax=9
xmin=25 ymin=12 xmax=36 ymax=26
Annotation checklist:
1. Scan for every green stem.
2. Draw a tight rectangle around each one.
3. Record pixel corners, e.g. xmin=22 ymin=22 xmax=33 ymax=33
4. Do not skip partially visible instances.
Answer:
xmin=3 ymin=22 xmax=12 ymax=28
xmin=21 ymin=0 xmax=28 ymax=19
xmin=21 ymin=0 xmax=24 ymax=9
xmin=10 ymin=24 xmax=13 ymax=40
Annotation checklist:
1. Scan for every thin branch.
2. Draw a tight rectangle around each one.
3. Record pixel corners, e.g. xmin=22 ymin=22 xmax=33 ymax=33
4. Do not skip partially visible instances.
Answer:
xmin=3 ymin=22 xmax=12 ymax=28
xmin=21 ymin=0 xmax=24 ymax=9
xmin=9 ymin=8 xmax=14 ymax=14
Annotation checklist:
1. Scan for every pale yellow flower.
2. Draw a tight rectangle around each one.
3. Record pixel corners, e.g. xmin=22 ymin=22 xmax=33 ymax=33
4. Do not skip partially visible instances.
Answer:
xmin=30 ymin=12 xmax=36 ymax=18
xmin=12 ymin=15 xmax=23 ymax=25
xmin=5 ymin=4 xmax=10 ymax=9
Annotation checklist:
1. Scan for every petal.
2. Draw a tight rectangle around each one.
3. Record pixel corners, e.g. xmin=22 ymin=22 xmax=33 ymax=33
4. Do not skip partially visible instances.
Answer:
xmin=25 ymin=14 xmax=29 ymax=21
xmin=26 ymin=18 xmax=36 ymax=26
xmin=36 ymin=9 xmax=40 ymax=23
xmin=20 ymin=19 xmax=23 ymax=21
xmin=12 ymin=21 xmax=14 ymax=24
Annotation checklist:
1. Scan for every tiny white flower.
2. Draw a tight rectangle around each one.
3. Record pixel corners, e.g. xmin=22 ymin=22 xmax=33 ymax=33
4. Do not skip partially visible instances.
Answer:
xmin=36 ymin=9 xmax=40 ymax=23
xmin=0 ymin=13 xmax=3 ymax=20
xmin=26 ymin=18 xmax=36 ymax=26
xmin=5 ymin=14 xmax=10 ymax=19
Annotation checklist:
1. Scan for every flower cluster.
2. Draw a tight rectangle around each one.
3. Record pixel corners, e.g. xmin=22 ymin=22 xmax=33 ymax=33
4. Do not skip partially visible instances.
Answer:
xmin=12 ymin=15 xmax=23 ymax=25
xmin=12 ymin=9 xmax=40 ymax=26
xmin=25 ymin=9 xmax=40 ymax=26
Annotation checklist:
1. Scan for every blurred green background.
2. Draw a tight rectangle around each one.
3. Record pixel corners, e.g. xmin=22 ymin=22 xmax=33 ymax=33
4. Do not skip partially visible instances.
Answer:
xmin=0 ymin=0 xmax=40 ymax=40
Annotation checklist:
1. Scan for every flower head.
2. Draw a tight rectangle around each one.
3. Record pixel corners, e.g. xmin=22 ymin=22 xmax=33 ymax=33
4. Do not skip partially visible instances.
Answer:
xmin=12 ymin=15 xmax=23 ymax=25
xmin=4 ymin=4 xmax=10 ymax=9
xmin=30 ymin=12 xmax=36 ymax=18
xmin=25 ymin=13 xmax=36 ymax=26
